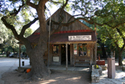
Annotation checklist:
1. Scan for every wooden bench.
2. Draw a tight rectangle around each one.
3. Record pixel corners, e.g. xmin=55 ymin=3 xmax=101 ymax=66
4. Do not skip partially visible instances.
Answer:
xmin=74 ymin=56 xmax=91 ymax=66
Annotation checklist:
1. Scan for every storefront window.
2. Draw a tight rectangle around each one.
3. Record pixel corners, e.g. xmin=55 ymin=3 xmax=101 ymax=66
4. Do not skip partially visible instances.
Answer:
xmin=53 ymin=45 xmax=59 ymax=54
xmin=78 ymin=43 xmax=87 ymax=56
xmin=73 ymin=44 xmax=77 ymax=55
xmin=87 ymin=49 xmax=90 ymax=57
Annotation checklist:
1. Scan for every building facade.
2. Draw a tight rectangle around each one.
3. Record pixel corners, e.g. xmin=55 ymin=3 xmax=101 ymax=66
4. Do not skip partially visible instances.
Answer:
xmin=27 ymin=9 xmax=97 ymax=67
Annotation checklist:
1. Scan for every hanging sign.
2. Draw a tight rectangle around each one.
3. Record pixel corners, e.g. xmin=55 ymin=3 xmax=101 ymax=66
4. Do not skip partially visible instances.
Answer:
xmin=68 ymin=35 xmax=92 ymax=41
xmin=53 ymin=57 xmax=59 ymax=62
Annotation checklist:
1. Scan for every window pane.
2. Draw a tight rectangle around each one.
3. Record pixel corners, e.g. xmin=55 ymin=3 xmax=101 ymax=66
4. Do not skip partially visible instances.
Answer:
xmin=79 ymin=43 xmax=87 ymax=56
xmin=53 ymin=45 xmax=59 ymax=54
xmin=73 ymin=44 xmax=77 ymax=55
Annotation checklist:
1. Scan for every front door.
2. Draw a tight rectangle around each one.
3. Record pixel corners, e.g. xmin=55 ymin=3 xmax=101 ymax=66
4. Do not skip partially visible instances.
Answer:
xmin=61 ymin=44 xmax=70 ymax=65
xmin=61 ymin=44 xmax=66 ymax=65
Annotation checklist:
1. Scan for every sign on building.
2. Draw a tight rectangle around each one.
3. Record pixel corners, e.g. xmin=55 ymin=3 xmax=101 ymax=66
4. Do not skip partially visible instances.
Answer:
xmin=68 ymin=35 xmax=92 ymax=41
xmin=53 ymin=57 xmax=59 ymax=62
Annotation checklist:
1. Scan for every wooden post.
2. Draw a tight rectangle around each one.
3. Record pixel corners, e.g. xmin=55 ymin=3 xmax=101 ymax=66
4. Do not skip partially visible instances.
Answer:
xmin=94 ymin=26 xmax=97 ymax=65
xmin=47 ymin=43 xmax=50 ymax=67
xmin=70 ymin=44 xmax=73 ymax=65
xmin=49 ymin=44 xmax=52 ymax=64
xmin=90 ymin=44 xmax=93 ymax=65
xmin=91 ymin=44 xmax=93 ymax=64
xmin=59 ymin=44 xmax=61 ymax=65
xmin=95 ymin=43 xmax=97 ymax=64
xmin=19 ymin=44 xmax=21 ymax=68
xmin=66 ymin=44 xmax=68 ymax=70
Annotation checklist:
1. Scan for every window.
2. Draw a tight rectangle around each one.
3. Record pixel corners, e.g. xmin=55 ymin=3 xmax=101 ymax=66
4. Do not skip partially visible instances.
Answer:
xmin=78 ymin=43 xmax=87 ymax=56
xmin=53 ymin=45 xmax=59 ymax=54
xmin=73 ymin=44 xmax=77 ymax=55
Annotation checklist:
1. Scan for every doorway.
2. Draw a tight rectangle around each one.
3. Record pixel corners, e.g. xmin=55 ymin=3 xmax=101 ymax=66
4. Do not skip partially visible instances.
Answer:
xmin=61 ymin=44 xmax=70 ymax=65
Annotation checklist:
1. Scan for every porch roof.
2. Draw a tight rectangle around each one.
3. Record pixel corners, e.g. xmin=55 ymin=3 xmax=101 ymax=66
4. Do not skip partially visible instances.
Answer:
xmin=27 ymin=29 xmax=97 ymax=44
xmin=50 ymin=30 xmax=96 ymax=44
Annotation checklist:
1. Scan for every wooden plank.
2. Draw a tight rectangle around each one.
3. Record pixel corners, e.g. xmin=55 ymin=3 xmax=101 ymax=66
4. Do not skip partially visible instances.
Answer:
xmin=50 ymin=44 xmax=52 ymax=64
xmin=75 ymin=56 xmax=91 ymax=60
xmin=66 ymin=44 xmax=68 ymax=70
xmin=59 ymin=44 xmax=61 ymax=65
xmin=70 ymin=44 xmax=73 ymax=65
xmin=95 ymin=43 xmax=97 ymax=64
xmin=74 ymin=56 xmax=91 ymax=66
xmin=49 ymin=9 xmax=91 ymax=31
xmin=91 ymin=44 xmax=93 ymax=65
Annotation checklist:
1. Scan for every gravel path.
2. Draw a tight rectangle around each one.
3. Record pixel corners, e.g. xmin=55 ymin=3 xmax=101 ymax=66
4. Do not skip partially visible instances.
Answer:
xmin=2 ymin=70 xmax=91 ymax=84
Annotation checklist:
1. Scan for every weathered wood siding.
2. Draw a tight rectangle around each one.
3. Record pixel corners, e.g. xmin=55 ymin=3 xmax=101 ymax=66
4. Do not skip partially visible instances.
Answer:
xmin=34 ymin=9 xmax=92 ymax=33
xmin=46 ymin=9 xmax=91 ymax=32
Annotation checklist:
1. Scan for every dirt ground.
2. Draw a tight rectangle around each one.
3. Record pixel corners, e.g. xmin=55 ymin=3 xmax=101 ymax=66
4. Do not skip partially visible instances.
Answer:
xmin=2 ymin=69 xmax=91 ymax=84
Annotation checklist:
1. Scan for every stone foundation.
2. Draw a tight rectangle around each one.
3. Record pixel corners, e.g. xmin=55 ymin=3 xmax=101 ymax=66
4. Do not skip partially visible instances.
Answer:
xmin=91 ymin=65 xmax=102 ymax=83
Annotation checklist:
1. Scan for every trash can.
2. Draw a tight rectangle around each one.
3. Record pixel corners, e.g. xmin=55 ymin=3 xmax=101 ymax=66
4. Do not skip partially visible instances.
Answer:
xmin=107 ymin=57 xmax=115 ymax=78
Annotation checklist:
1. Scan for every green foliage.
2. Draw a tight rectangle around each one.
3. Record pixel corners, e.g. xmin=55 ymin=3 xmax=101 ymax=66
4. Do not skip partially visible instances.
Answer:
xmin=21 ymin=45 xmax=26 ymax=52
xmin=24 ymin=28 xmax=33 ymax=38
xmin=71 ymin=0 xmax=97 ymax=16
xmin=0 ymin=14 xmax=32 ymax=53
xmin=95 ymin=1 xmax=125 ymax=51
xmin=122 ymin=50 xmax=125 ymax=58
xmin=94 ymin=65 xmax=99 ymax=69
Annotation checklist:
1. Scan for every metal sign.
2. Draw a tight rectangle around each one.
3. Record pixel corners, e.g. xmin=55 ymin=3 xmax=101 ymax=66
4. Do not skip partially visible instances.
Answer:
xmin=68 ymin=35 xmax=92 ymax=41
xmin=53 ymin=57 xmax=59 ymax=62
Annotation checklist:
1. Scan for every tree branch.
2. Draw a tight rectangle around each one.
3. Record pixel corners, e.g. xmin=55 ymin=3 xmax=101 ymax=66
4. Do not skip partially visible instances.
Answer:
xmin=116 ymin=28 xmax=125 ymax=51
xmin=116 ymin=28 xmax=125 ymax=41
xmin=49 ymin=0 xmax=69 ymax=35
xmin=26 ymin=0 xmax=37 ymax=9
xmin=9 ymin=0 xmax=25 ymax=16
xmin=1 ymin=16 xmax=19 ymax=40
xmin=61 ymin=0 xmax=69 ymax=9
xmin=105 ymin=27 xmax=119 ymax=48
xmin=50 ymin=0 xmax=62 ymax=4
xmin=20 ymin=17 xmax=38 ymax=37
xmin=50 ymin=20 xmax=63 ymax=35
xmin=51 ymin=16 xmax=112 ymax=27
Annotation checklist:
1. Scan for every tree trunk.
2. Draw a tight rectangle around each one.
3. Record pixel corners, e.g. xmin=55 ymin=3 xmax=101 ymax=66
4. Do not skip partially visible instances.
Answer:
xmin=22 ymin=0 xmax=50 ymax=80
xmin=118 ymin=51 xmax=123 ymax=66
xmin=26 ymin=38 xmax=50 ymax=80
xmin=27 ymin=49 xmax=49 ymax=79
xmin=100 ymin=43 xmax=106 ymax=58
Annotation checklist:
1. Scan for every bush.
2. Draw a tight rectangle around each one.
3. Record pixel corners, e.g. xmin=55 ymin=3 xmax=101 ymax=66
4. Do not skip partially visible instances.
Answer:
xmin=94 ymin=65 xmax=99 ymax=69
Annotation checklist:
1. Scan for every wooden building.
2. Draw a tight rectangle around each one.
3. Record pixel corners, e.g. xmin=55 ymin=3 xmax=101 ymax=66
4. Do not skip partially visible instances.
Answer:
xmin=27 ymin=9 xmax=97 ymax=67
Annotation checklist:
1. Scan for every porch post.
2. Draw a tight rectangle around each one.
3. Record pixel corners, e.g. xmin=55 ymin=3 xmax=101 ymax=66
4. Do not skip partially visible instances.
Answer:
xmin=90 ymin=44 xmax=93 ymax=65
xmin=66 ymin=44 xmax=68 ymax=70
xmin=94 ymin=26 xmax=97 ymax=64
xmin=19 ymin=44 xmax=21 ymax=68
xmin=70 ymin=44 xmax=73 ymax=65
xmin=94 ymin=43 xmax=97 ymax=64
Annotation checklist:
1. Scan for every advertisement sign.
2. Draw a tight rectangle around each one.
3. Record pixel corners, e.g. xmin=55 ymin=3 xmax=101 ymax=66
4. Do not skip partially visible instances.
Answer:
xmin=68 ymin=35 xmax=92 ymax=41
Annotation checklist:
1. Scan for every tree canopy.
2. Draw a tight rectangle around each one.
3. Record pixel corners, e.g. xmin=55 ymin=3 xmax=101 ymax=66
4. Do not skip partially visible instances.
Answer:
xmin=95 ymin=1 xmax=125 ymax=65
